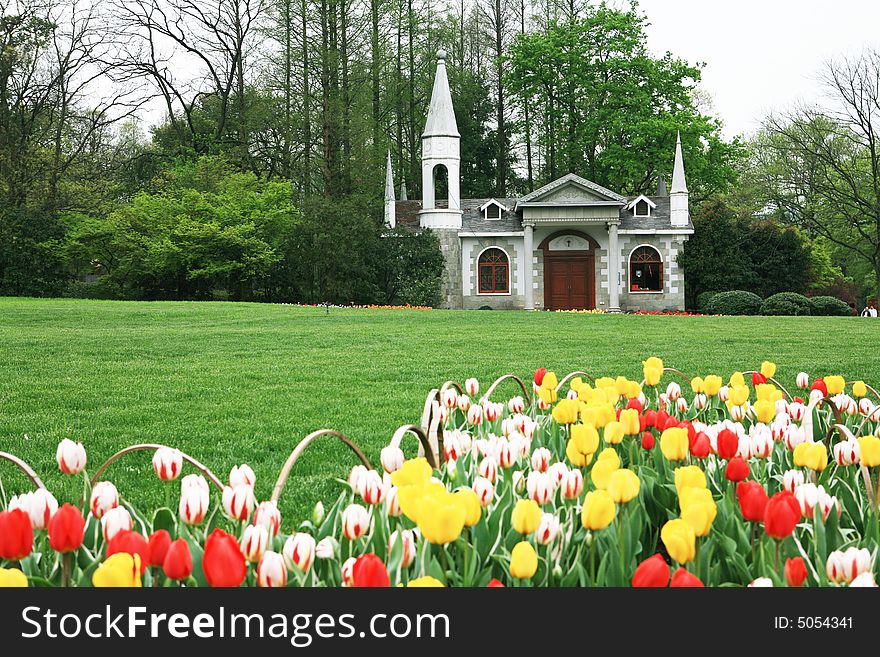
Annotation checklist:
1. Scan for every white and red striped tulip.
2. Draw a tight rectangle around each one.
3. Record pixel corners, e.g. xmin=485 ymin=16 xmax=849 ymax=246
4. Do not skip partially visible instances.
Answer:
xmin=717 ymin=386 xmax=729 ymax=403
xmin=283 ymin=533 xmax=317 ymax=572
xmin=229 ymin=464 xmax=256 ymax=489
xmin=179 ymin=477 xmax=209 ymax=525
xmin=341 ymin=557 xmax=357 ymax=586
xmin=222 ymin=484 xmax=255 ymax=522
xmin=467 ymin=404 xmax=483 ymax=426
xmin=56 ymin=439 xmax=86 ymax=475
xmin=257 ymin=551 xmax=287 ymax=588
xmin=536 ymin=513 xmax=561 ymax=545
xmin=527 ymin=471 xmax=553 ymax=505
xmin=465 ymin=378 xmax=479 ymax=396
xmin=152 ymin=447 xmax=183 ymax=481
xmin=342 ymin=503 xmax=370 ymax=540
xmin=783 ymin=425 xmax=807 ymax=451
xmin=782 ymin=470 xmax=805 ymax=495
xmin=315 ymin=536 xmax=338 ymax=560
xmin=858 ymin=398 xmax=875 ymax=417
xmin=389 ymin=529 xmax=417 ymax=568
xmin=253 ymin=501 xmax=282 ymax=537
xmin=473 ymin=477 xmax=494 ymax=507
xmin=441 ymin=388 xmax=458 ymax=409
xmin=101 ymin=506 xmax=132 ymax=542
xmin=241 ymin=524 xmax=270 ymax=563
xmin=827 ymin=548 xmax=873 ymax=584
xmin=693 ymin=394 xmax=708 ymax=411
xmin=9 ymin=489 xmax=58 ymax=531
xmin=787 ymin=401 xmax=806 ymax=422
xmin=748 ymin=577 xmax=774 ymax=587
xmin=508 ymin=396 xmax=525 ymax=414
xmin=385 ymin=486 xmax=402 ymax=517
xmin=457 ymin=394 xmax=471 ymax=412
xmin=676 ymin=397 xmax=689 ymax=414
xmin=530 ymin=447 xmax=551 ymax=473
xmin=666 ymin=382 xmax=681 ymax=401
xmin=834 ymin=439 xmax=860 ymax=466
xmin=90 ymin=481 xmax=119 ymax=520
xmin=484 ymin=402 xmax=503 ymax=422
xmin=380 ymin=445 xmax=405 ymax=473
xmin=348 ymin=465 xmax=369 ymax=497
xmin=361 ymin=470 xmax=386 ymax=505
xmin=850 ymin=572 xmax=878 ymax=587
xmin=562 ymin=469 xmax=584 ymax=500
xmin=547 ymin=461 xmax=569 ymax=487
xmin=796 ymin=372 xmax=810 ymax=389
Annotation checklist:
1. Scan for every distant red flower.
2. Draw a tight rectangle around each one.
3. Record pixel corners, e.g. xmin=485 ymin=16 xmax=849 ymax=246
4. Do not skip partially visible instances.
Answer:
xmin=737 ymin=481 xmax=769 ymax=522
xmin=811 ymin=378 xmax=827 ymax=396
xmin=785 ymin=557 xmax=808 ymax=587
xmin=642 ymin=409 xmax=657 ymax=429
xmin=626 ymin=398 xmax=643 ymax=413
xmin=632 ymin=554 xmax=670 ymax=587
xmin=751 ymin=372 xmax=767 ymax=386
xmin=725 ymin=457 xmax=750 ymax=482
xmin=717 ymin=429 xmax=740 ymax=460
xmin=641 ymin=431 xmax=655 ymax=451
xmin=533 ymin=368 xmax=547 ymax=387
xmin=764 ymin=491 xmax=801 ymax=539
xmin=351 ymin=553 xmax=390 ymax=587
xmin=487 ymin=578 xmax=505 ymax=588
xmin=670 ymin=568 xmax=704 ymax=587
xmin=0 ymin=509 xmax=33 ymax=560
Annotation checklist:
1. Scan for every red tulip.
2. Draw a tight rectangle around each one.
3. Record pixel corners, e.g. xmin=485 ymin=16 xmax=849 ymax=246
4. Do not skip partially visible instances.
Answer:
xmin=751 ymin=372 xmax=767 ymax=387
xmin=533 ymin=368 xmax=547 ymax=387
xmin=626 ymin=398 xmax=643 ymax=413
xmin=351 ymin=553 xmax=390 ymax=587
xmin=680 ymin=421 xmax=696 ymax=447
xmin=737 ymin=481 xmax=769 ymax=522
xmin=163 ymin=539 xmax=193 ymax=581
xmin=47 ymin=504 xmax=84 ymax=554
xmin=690 ymin=432 xmax=711 ymax=459
xmin=655 ymin=410 xmax=671 ymax=431
xmin=811 ymin=378 xmax=827 ymax=396
xmin=0 ymin=509 xmax=33 ymax=560
xmin=107 ymin=530 xmax=149 ymax=574
xmin=717 ymin=429 xmax=740 ymax=460
xmin=641 ymin=431 xmax=655 ymax=450
xmin=632 ymin=554 xmax=670 ymax=587
xmin=785 ymin=556 xmax=807 ymax=587
xmin=725 ymin=456 xmax=750 ymax=482
xmin=642 ymin=409 xmax=657 ymax=429
xmin=487 ymin=578 xmax=505 ymax=588
xmin=764 ymin=491 xmax=801 ymax=539
xmin=203 ymin=528 xmax=247 ymax=587
xmin=146 ymin=530 xmax=172 ymax=568
xmin=670 ymin=568 xmax=704 ymax=587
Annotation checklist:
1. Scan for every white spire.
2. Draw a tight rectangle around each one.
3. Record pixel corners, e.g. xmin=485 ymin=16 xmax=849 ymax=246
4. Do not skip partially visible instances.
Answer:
xmin=384 ymin=150 xmax=395 ymax=201
xmin=670 ymin=131 xmax=687 ymax=194
xmin=422 ymin=50 xmax=459 ymax=138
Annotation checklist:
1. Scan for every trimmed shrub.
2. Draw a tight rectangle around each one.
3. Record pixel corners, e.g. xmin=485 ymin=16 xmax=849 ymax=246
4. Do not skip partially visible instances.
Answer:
xmin=703 ymin=290 xmax=763 ymax=316
xmin=809 ymin=295 xmax=852 ymax=317
xmin=760 ymin=292 xmax=812 ymax=316
xmin=696 ymin=291 xmax=719 ymax=312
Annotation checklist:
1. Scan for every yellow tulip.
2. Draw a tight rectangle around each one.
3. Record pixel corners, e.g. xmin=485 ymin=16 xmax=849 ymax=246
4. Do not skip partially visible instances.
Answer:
xmin=793 ymin=441 xmax=828 ymax=472
xmin=538 ymin=385 xmax=557 ymax=405
xmin=729 ymin=384 xmax=750 ymax=406
xmin=755 ymin=383 xmax=782 ymax=402
xmin=681 ymin=499 xmax=717 ymax=537
xmin=417 ymin=490 xmax=466 ymax=544
xmin=571 ymin=423 xmax=600 ymax=455
xmin=619 ymin=408 xmax=641 ymax=435
xmin=626 ymin=381 xmax=642 ymax=399
xmin=644 ymin=356 xmax=664 ymax=371
xmin=853 ymin=381 xmax=868 ymax=398
xmin=825 ymin=375 xmax=845 ymax=395
xmin=542 ymin=371 xmax=559 ymax=391
xmin=397 ymin=482 xmax=446 ymax=523
xmin=729 ymin=371 xmax=745 ymax=388
xmin=552 ymin=398 xmax=579 ymax=425
xmin=0 ymin=568 xmax=28 ymax=587
xmin=511 ymin=499 xmax=542 ymax=534
xmin=679 ymin=486 xmax=715 ymax=511
xmin=858 ymin=436 xmax=880 ymax=467
xmin=93 ymin=553 xmax=142 ymax=587
xmin=391 ymin=457 xmax=433 ymax=488
xmin=690 ymin=377 xmax=704 ymax=394
xmin=565 ymin=438 xmax=591 ymax=467
xmin=674 ymin=466 xmax=707 ymax=495
xmin=753 ymin=399 xmax=776 ymax=424
xmin=509 ymin=541 xmax=538 ymax=579
xmin=703 ymin=375 xmax=722 ymax=397
xmin=660 ymin=427 xmax=689 ymax=461
xmin=603 ymin=421 xmax=625 ymax=445
xmin=760 ymin=361 xmax=776 ymax=379
xmin=613 ymin=376 xmax=629 ymax=396
xmin=581 ymin=490 xmax=616 ymax=530
xmin=644 ymin=366 xmax=662 ymax=387
xmin=590 ymin=458 xmax=618 ymax=490
xmin=577 ymin=384 xmax=595 ymax=403
xmin=454 ymin=489 xmax=482 ymax=527
xmin=607 ymin=469 xmax=640 ymax=503
xmin=597 ymin=447 xmax=621 ymax=467
xmin=661 ymin=519 xmax=696 ymax=564
xmin=407 ymin=576 xmax=444 ymax=587
xmin=595 ymin=376 xmax=615 ymax=390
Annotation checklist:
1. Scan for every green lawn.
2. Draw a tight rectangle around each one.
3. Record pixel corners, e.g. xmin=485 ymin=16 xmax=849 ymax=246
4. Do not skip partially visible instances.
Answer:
xmin=0 ymin=297 xmax=876 ymax=524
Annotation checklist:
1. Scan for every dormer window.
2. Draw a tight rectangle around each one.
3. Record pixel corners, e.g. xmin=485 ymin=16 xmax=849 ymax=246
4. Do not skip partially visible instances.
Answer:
xmin=480 ymin=199 xmax=508 ymax=220
xmin=626 ymin=194 xmax=656 ymax=218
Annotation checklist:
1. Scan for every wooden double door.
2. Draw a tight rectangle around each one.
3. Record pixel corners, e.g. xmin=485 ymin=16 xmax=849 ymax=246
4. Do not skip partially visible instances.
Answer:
xmin=546 ymin=255 xmax=595 ymax=310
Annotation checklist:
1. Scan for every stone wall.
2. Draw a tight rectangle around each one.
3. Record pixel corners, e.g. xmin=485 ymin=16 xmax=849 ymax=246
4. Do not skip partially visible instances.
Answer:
xmin=460 ymin=237 xmax=526 ymax=310
xmin=435 ymin=229 xmax=463 ymax=309
xmin=617 ymin=234 xmax=688 ymax=312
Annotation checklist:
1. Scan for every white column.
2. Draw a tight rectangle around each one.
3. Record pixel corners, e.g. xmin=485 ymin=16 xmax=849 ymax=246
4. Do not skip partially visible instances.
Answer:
xmin=607 ymin=221 xmax=621 ymax=313
xmin=524 ymin=223 xmax=535 ymax=310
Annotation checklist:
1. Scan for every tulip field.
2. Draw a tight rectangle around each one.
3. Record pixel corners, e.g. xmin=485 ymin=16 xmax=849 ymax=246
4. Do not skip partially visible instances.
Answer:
xmin=1 ymin=297 xmax=880 ymax=587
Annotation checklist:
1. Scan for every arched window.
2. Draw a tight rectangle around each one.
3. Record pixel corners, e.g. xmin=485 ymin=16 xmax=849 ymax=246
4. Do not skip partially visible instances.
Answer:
xmin=478 ymin=248 xmax=509 ymax=294
xmin=433 ymin=164 xmax=448 ymax=202
xmin=629 ymin=246 xmax=663 ymax=292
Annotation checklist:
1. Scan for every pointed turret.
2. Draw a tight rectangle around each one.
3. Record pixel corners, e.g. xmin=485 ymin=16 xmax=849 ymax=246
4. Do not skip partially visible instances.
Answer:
xmin=384 ymin=150 xmax=396 ymax=228
xmin=669 ymin=131 xmax=689 ymax=227
xmin=422 ymin=49 xmax=459 ymax=139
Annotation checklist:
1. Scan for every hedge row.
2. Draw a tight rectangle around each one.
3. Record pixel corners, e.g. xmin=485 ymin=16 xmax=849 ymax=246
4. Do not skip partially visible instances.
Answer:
xmin=699 ymin=291 xmax=851 ymax=316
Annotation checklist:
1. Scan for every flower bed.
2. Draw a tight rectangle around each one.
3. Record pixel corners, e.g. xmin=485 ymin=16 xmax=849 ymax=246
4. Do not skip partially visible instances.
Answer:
xmin=1 ymin=359 xmax=879 ymax=588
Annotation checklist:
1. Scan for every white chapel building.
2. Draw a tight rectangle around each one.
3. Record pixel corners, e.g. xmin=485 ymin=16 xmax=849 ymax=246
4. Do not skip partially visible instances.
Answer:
xmin=384 ymin=50 xmax=693 ymax=312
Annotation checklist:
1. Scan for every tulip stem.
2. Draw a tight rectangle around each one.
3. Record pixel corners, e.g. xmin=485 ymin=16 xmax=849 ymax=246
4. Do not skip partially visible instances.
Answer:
xmin=774 ymin=540 xmax=781 ymax=572
xmin=61 ymin=553 xmax=72 ymax=588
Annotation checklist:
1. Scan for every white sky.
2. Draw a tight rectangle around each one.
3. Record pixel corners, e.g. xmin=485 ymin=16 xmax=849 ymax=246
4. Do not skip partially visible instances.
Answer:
xmin=636 ymin=0 xmax=880 ymax=139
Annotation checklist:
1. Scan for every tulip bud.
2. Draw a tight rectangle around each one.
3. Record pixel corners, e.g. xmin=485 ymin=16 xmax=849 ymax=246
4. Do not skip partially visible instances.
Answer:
xmin=342 ymin=503 xmax=370 ymax=540
xmin=253 ymin=501 xmax=281 ymax=537
xmin=445 ymin=458 xmax=459 ymax=482
xmin=257 ymin=550 xmax=287 ymax=587
xmin=796 ymin=372 xmax=810 ymax=389
xmin=676 ymin=397 xmax=689 ymax=414
xmin=536 ymin=512 xmax=561 ymax=545
xmin=859 ymin=398 xmax=875 ymax=417
xmin=283 ymin=532 xmax=316 ymax=572
xmin=484 ymin=402 xmax=503 ymax=422
xmin=179 ymin=479 xmax=209 ymax=526
xmin=90 ymin=481 xmax=120 ymax=520
xmin=508 ymin=396 xmax=525 ymax=414
xmin=478 ymin=456 xmax=498 ymax=483
xmin=341 ymin=557 xmax=357 ymax=586
xmin=389 ymin=529 xmax=417 ymax=568
xmin=473 ymin=477 xmax=494 ymax=507
xmin=384 ymin=487 xmax=401 ymax=517
xmin=562 ymin=469 xmax=584 ymax=500
xmin=241 ymin=524 xmax=269 ymax=563
xmin=348 ymin=465 xmax=369 ymax=497
xmin=530 ymin=447 xmax=551 ymax=473
xmin=152 ymin=447 xmax=183 ymax=481
xmin=100 ymin=506 xmax=132 ymax=542
xmin=512 ymin=470 xmax=526 ymax=494
xmin=666 ymin=382 xmax=681 ymax=401
xmin=56 ymin=438 xmax=86 ymax=475
xmin=222 ymin=484 xmax=255 ymax=522
xmin=834 ymin=439 xmax=860 ymax=466
xmin=465 ymin=378 xmax=479 ymax=396
xmin=527 ymin=471 xmax=553 ymax=505
xmin=360 ymin=470 xmax=386 ymax=505
xmin=229 ymin=464 xmax=256 ymax=488
xmin=467 ymin=404 xmax=483 ymax=426
xmin=311 ymin=500 xmax=325 ymax=526
xmin=380 ymin=445 xmax=405 ymax=473
xmin=457 ymin=394 xmax=471 ymax=412
xmin=315 ymin=536 xmax=338 ymax=560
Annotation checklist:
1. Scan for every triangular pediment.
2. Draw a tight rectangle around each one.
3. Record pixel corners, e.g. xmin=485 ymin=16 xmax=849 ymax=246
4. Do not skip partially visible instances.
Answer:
xmin=517 ymin=174 xmax=626 ymax=206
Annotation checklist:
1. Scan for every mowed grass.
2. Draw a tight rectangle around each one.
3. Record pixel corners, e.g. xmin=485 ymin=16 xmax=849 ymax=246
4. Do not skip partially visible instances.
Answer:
xmin=0 ymin=297 xmax=877 ymax=523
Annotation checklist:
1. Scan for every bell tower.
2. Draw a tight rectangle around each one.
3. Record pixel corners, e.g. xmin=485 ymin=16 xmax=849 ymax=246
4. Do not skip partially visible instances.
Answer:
xmin=419 ymin=49 xmax=462 ymax=230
